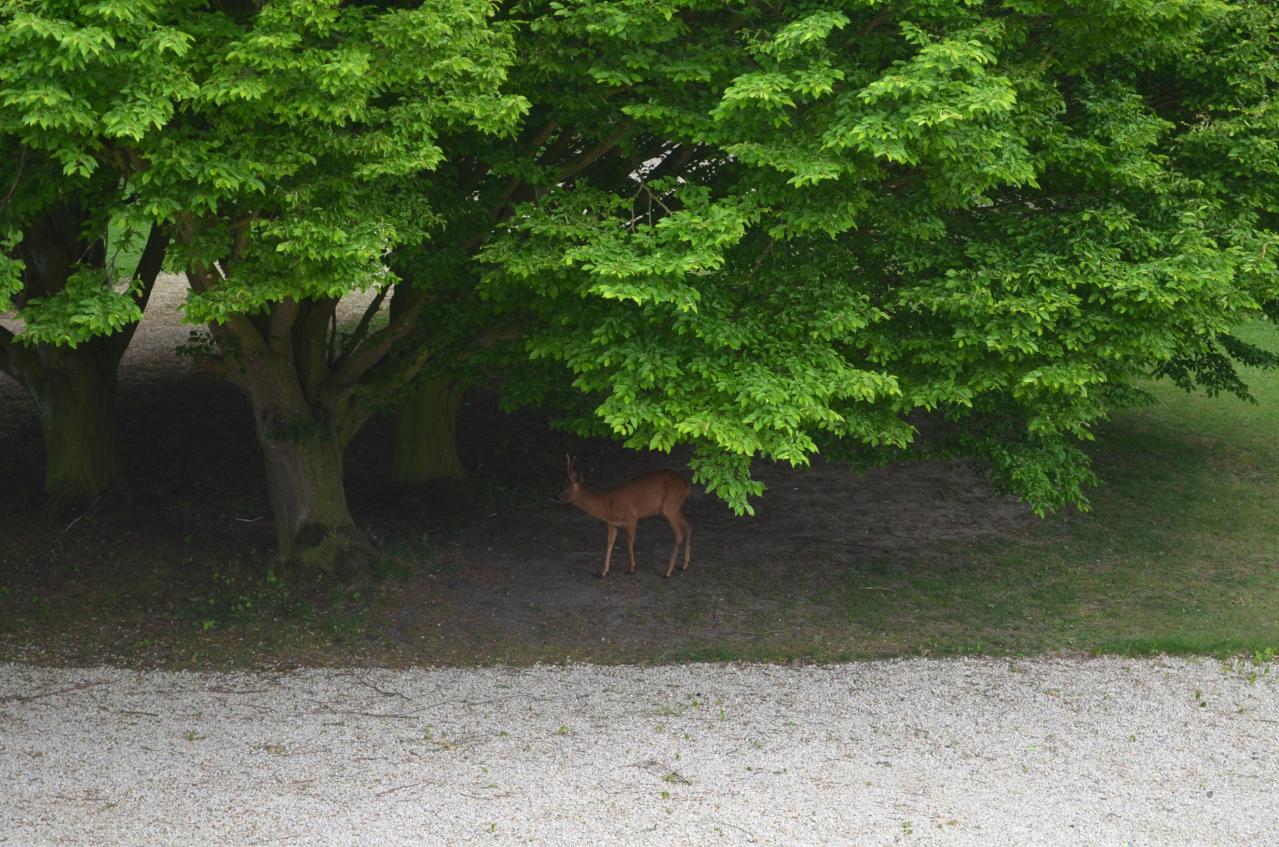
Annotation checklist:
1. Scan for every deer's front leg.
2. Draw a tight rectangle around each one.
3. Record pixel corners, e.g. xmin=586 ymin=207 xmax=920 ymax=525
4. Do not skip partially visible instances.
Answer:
xmin=601 ymin=524 xmax=618 ymax=577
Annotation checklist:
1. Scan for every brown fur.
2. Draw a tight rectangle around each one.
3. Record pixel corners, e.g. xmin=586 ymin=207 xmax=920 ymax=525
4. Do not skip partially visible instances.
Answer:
xmin=558 ymin=455 xmax=692 ymax=577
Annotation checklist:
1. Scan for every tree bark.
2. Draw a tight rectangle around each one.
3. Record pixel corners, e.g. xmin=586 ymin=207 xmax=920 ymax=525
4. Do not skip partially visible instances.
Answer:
xmin=8 ymin=339 xmax=122 ymax=506
xmin=237 ymin=353 xmax=376 ymax=578
xmin=258 ymin=426 xmax=371 ymax=578
xmin=1 ymin=216 xmax=165 ymax=507
xmin=182 ymin=261 xmax=435 ymax=577
xmin=391 ymin=377 xmax=465 ymax=484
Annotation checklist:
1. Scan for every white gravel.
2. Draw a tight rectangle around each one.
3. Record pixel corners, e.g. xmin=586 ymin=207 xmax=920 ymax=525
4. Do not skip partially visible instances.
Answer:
xmin=1 ymin=657 xmax=1275 ymax=846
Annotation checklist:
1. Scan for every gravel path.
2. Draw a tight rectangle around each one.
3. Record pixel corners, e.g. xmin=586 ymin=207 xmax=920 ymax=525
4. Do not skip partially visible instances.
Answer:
xmin=1 ymin=657 xmax=1275 ymax=846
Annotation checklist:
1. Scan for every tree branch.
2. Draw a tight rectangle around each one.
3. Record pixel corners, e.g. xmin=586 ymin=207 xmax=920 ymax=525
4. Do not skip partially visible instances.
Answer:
xmin=267 ymin=297 xmax=300 ymax=356
xmin=0 ymin=145 xmax=27 ymax=214
xmin=183 ymin=258 xmax=215 ymax=294
xmin=127 ymin=224 xmax=170 ymax=312
xmin=0 ymin=323 xmax=19 ymax=380
xmin=474 ymin=120 xmax=567 ymax=219
xmin=339 ymin=341 xmax=433 ymax=443
xmin=862 ymin=5 xmax=897 ymax=36
xmin=329 ymin=285 xmax=427 ymax=389
xmin=231 ymin=217 xmax=251 ymax=259
xmin=522 ymin=120 xmax=559 ymax=156
xmin=293 ymin=298 xmax=335 ymax=405
xmin=492 ymin=176 xmax=526 ymax=215
xmin=327 ymin=302 xmax=338 ymax=367
xmin=556 ymin=120 xmax=633 ymax=183
xmin=484 ymin=122 xmax=636 ymax=225
xmin=186 ymin=262 xmax=268 ymax=358
xmin=111 ymin=223 xmax=170 ymax=361
xmin=324 ymin=283 xmax=435 ymax=445
xmin=536 ymin=129 xmax=577 ymax=171
xmin=333 ymin=282 xmax=390 ymax=371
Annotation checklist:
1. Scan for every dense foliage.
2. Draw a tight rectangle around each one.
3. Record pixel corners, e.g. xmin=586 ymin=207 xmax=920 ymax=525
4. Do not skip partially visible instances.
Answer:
xmin=479 ymin=0 xmax=1279 ymax=512
xmin=2 ymin=0 xmax=1275 ymax=569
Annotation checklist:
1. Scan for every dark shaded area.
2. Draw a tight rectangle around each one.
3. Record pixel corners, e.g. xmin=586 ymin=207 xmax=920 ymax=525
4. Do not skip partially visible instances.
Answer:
xmin=0 ymin=342 xmax=1036 ymax=668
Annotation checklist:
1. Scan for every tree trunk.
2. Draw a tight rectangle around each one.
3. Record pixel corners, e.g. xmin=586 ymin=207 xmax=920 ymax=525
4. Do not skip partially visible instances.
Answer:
xmin=181 ymin=267 xmax=432 ymax=578
xmin=19 ymin=341 xmax=122 ymax=506
xmin=239 ymin=355 xmax=375 ymax=577
xmin=391 ymin=377 xmax=465 ymax=484
xmin=1 ymin=216 xmax=167 ymax=507
xmin=258 ymin=429 xmax=373 ymax=578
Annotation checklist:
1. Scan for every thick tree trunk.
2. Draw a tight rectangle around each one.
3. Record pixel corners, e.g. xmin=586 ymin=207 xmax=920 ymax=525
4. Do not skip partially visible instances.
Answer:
xmin=18 ymin=342 xmax=122 ymax=505
xmin=391 ymin=377 xmax=465 ymax=484
xmin=182 ymin=265 xmax=431 ymax=578
xmin=258 ymin=430 xmax=372 ymax=577
xmin=239 ymin=355 xmax=375 ymax=577
xmin=1 ymin=214 xmax=167 ymax=507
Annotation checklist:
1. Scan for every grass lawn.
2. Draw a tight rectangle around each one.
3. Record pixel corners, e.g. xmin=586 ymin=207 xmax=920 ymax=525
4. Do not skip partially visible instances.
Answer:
xmin=840 ymin=321 xmax=1279 ymax=660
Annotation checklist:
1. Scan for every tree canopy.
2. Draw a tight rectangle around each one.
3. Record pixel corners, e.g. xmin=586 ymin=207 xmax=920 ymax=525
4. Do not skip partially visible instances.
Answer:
xmin=2 ymin=0 xmax=1276 ymax=570
xmin=478 ymin=0 xmax=1279 ymax=512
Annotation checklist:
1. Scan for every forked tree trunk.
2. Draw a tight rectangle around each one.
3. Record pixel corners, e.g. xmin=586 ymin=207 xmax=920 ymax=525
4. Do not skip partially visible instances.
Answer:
xmin=183 ymin=265 xmax=432 ymax=578
xmin=239 ymin=354 xmax=375 ymax=577
xmin=391 ymin=377 xmax=464 ymax=484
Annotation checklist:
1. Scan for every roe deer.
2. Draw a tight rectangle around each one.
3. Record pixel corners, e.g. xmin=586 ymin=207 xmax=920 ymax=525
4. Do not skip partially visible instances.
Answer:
xmin=558 ymin=455 xmax=692 ymax=578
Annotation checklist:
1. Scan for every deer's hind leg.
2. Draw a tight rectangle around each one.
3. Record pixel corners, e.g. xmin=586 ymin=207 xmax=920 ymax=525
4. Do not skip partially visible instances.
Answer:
xmin=663 ymin=510 xmax=688 ymax=578
xmin=625 ymin=521 xmax=638 ymax=574
xmin=680 ymin=516 xmax=692 ymax=571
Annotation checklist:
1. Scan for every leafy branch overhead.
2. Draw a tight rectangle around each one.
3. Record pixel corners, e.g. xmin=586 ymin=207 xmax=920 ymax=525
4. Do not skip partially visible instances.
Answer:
xmin=478 ymin=0 xmax=1279 ymax=514
xmin=2 ymin=0 xmax=1276 ymax=532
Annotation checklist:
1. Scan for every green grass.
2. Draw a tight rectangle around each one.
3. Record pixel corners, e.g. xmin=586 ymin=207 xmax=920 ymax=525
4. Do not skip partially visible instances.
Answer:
xmin=814 ymin=320 xmax=1279 ymax=659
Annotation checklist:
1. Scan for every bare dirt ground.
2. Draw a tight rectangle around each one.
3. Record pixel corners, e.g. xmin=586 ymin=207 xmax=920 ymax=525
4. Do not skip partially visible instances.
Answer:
xmin=1 ymin=275 xmax=1037 ymax=667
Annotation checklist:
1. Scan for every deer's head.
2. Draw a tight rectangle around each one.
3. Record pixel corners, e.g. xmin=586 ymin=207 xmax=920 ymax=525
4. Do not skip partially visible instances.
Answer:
xmin=558 ymin=454 xmax=583 ymax=504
